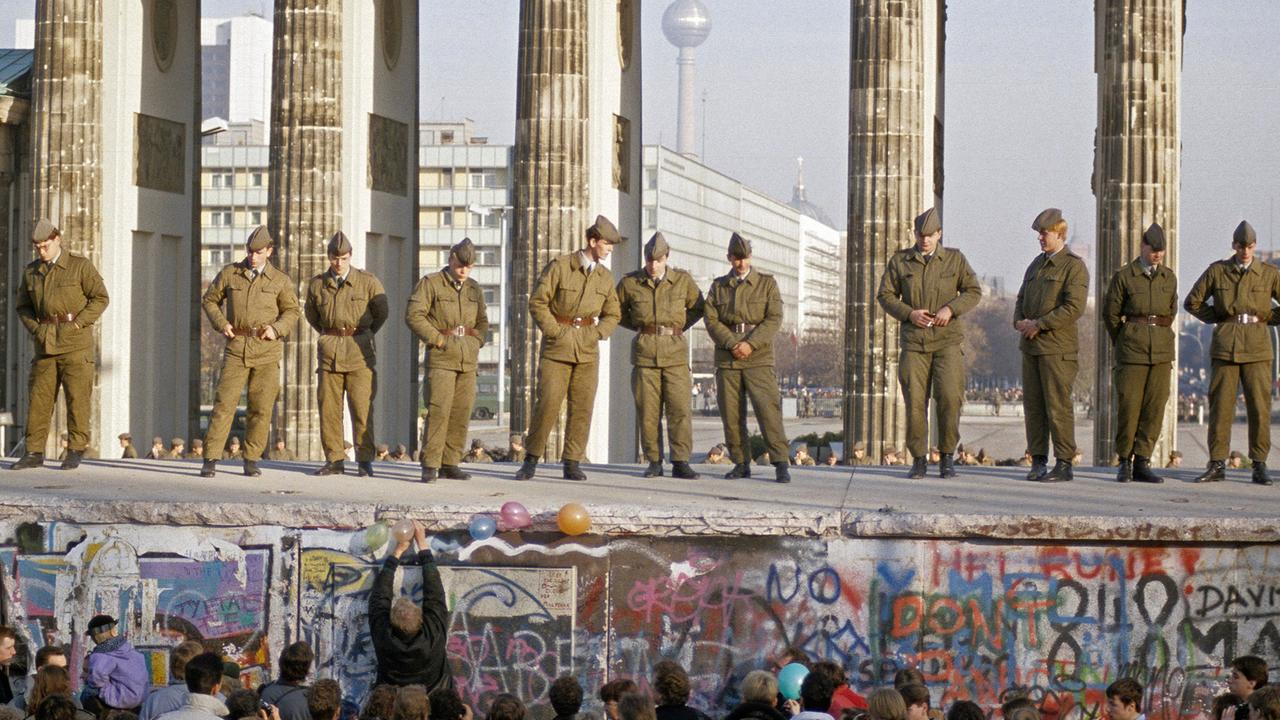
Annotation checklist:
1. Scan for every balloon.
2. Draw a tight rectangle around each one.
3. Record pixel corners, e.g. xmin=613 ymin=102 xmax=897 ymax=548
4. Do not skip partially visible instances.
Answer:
xmin=557 ymin=503 xmax=591 ymax=536
xmin=469 ymin=516 xmax=497 ymax=541
xmin=778 ymin=663 xmax=808 ymax=700
xmin=499 ymin=502 xmax=531 ymax=530
xmin=364 ymin=522 xmax=389 ymax=550
xmin=392 ymin=519 xmax=415 ymax=543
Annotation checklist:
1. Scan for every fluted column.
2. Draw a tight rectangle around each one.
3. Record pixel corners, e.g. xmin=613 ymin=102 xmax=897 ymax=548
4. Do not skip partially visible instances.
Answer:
xmin=510 ymin=0 xmax=589 ymax=458
xmin=1093 ymin=0 xmax=1182 ymax=465
xmin=30 ymin=0 xmax=103 ymax=457
xmin=843 ymin=0 xmax=925 ymax=463
xmin=269 ymin=0 xmax=342 ymax=460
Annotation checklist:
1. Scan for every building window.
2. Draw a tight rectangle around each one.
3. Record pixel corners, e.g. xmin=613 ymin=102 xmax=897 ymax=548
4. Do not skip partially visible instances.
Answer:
xmin=482 ymin=287 xmax=497 ymax=304
xmin=210 ymin=173 xmax=233 ymax=188
xmin=441 ymin=209 xmax=453 ymax=227
xmin=209 ymin=209 xmax=232 ymax=227
xmin=476 ymin=249 xmax=498 ymax=266
xmin=645 ymin=169 xmax=657 ymax=190
xmin=440 ymin=131 xmax=455 ymax=144
xmin=250 ymin=172 xmax=264 ymax=187
xmin=249 ymin=210 xmax=264 ymax=225
xmin=644 ymin=207 xmax=657 ymax=229
xmin=469 ymin=171 xmax=498 ymax=189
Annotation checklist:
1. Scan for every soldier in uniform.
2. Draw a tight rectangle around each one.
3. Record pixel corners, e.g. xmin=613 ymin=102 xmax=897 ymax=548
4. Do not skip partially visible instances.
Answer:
xmin=1102 ymin=223 xmax=1177 ymax=484
xmin=1184 ymin=220 xmax=1280 ymax=485
xmin=703 ymin=232 xmax=791 ymax=483
xmin=876 ymin=208 xmax=982 ymax=479
xmin=305 ymin=232 xmax=389 ymax=478
xmin=118 ymin=433 xmax=138 ymax=459
xmin=10 ymin=219 xmax=109 ymax=471
xmin=615 ymin=232 xmax=705 ymax=479
xmin=513 ymin=216 xmax=623 ymax=482
xmin=199 ymin=225 xmax=301 ymax=477
xmin=1014 ymin=208 xmax=1089 ymax=482
xmin=406 ymin=238 xmax=490 ymax=483
xmin=848 ymin=441 xmax=871 ymax=466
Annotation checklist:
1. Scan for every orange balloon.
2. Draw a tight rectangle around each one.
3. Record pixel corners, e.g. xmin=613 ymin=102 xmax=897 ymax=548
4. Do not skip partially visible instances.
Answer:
xmin=557 ymin=503 xmax=591 ymax=536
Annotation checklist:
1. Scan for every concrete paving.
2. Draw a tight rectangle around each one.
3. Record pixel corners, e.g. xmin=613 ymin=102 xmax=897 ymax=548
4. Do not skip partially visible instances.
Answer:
xmin=0 ymin=455 xmax=1276 ymax=543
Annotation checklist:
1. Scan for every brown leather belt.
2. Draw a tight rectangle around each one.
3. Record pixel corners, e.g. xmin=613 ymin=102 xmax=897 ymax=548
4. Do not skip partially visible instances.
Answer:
xmin=1124 ymin=314 xmax=1173 ymax=327
xmin=1226 ymin=313 xmax=1263 ymax=324
xmin=231 ymin=326 xmax=267 ymax=338
xmin=438 ymin=325 xmax=481 ymax=338
xmin=640 ymin=324 xmax=683 ymax=337
xmin=732 ymin=323 xmax=757 ymax=333
xmin=555 ymin=315 xmax=597 ymax=327
xmin=322 ymin=328 xmax=360 ymax=337
xmin=40 ymin=314 xmax=75 ymax=325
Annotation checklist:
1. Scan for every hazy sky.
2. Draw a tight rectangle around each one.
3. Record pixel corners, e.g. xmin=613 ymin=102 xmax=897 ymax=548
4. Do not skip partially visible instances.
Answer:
xmin=2 ymin=0 xmax=1277 ymax=287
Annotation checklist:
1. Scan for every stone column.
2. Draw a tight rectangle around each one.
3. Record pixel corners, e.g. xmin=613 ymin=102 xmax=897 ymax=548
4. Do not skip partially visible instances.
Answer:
xmin=29 ymin=0 xmax=103 ymax=457
xmin=1093 ymin=0 xmax=1182 ymax=465
xmin=269 ymin=0 xmax=342 ymax=460
xmin=842 ymin=0 xmax=926 ymax=463
xmin=510 ymin=0 xmax=589 ymax=458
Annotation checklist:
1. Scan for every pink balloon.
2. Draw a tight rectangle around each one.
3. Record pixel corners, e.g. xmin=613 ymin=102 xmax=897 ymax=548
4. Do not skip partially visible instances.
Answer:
xmin=499 ymin=501 xmax=531 ymax=530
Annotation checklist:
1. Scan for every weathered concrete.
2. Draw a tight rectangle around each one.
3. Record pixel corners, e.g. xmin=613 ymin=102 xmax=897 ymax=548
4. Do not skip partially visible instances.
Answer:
xmin=1093 ymin=0 xmax=1183 ymax=465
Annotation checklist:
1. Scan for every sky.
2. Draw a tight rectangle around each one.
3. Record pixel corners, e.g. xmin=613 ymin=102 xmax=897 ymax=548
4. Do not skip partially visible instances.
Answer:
xmin=1 ymin=0 xmax=1278 ymax=288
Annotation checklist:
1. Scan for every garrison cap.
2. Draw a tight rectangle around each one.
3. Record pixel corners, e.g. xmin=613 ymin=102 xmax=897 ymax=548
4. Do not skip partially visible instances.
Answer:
xmin=171 ymin=437 xmax=184 ymax=446
xmin=1234 ymin=220 xmax=1257 ymax=247
xmin=326 ymin=231 xmax=353 ymax=257
xmin=450 ymin=237 xmax=476 ymax=266
xmin=852 ymin=441 xmax=866 ymax=452
xmin=727 ymin=232 xmax=752 ymax=259
xmin=1169 ymin=450 xmax=1183 ymax=459
xmin=914 ymin=208 xmax=941 ymax=236
xmin=644 ymin=232 xmax=670 ymax=261
xmin=152 ymin=436 xmax=164 ymax=445
xmin=118 ymin=433 xmax=132 ymax=441
xmin=1142 ymin=223 xmax=1166 ymax=251
xmin=86 ymin=614 xmax=117 ymax=636
xmin=246 ymin=225 xmax=273 ymax=251
xmin=1032 ymin=208 xmax=1064 ymax=232
xmin=586 ymin=215 xmax=622 ymax=244
xmin=32 ymin=218 xmax=58 ymax=242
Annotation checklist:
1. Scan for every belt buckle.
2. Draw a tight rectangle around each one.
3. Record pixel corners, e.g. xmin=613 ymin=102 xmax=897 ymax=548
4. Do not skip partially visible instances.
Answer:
xmin=454 ymin=325 xmax=466 ymax=336
xmin=1238 ymin=314 xmax=1252 ymax=324
xmin=572 ymin=317 xmax=585 ymax=327
xmin=661 ymin=326 xmax=676 ymax=336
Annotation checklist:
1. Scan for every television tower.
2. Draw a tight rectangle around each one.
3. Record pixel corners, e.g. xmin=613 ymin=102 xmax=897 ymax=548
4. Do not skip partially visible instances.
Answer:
xmin=662 ymin=0 xmax=712 ymax=158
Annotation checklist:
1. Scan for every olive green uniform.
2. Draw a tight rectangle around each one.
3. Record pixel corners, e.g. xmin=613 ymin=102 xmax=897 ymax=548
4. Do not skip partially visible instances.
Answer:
xmin=703 ymin=270 xmax=789 ymax=464
xmin=305 ymin=268 xmax=389 ymax=463
xmin=406 ymin=269 xmax=490 ymax=468
xmin=876 ymin=245 xmax=982 ymax=458
xmin=1184 ymin=259 xmax=1280 ymax=461
xmin=1014 ymin=248 xmax=1089 ymax=460
xmin=16 ymin=252 xmax=109 ymax=454
xmin=616 ymin=268 xmax=704 ymax=462
xmin=525 ymin=252 xmax=621 ymax=461
xmin=1102 ymin=259 xmax=1177 ymax=458
xmin=202 ymin=262 xmax=301 ymax=461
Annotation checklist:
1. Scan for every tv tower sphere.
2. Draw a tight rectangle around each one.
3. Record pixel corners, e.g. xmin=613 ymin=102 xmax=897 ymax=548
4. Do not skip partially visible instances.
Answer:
xmin=662 ymin=0 xmax=711 ymax=49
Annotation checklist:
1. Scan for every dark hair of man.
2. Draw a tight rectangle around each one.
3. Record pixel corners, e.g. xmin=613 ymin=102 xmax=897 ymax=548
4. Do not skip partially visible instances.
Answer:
xmin=1105 ymin=679 xmax=1143 ymax=712
xmin=1234 ymin=657 xmax=1270 ymax=688
xmin=487 ymin=694 xmax=527 ymax=720
xmin=600 ymin=680 xmax=639 ymax=704
xmin=279 ymin=642 xmax=315 ymax=684
xmin=428 ymin=687 xmax=467 ymax=720
xmin=169 ymin=641 xmax=206 ymax=682
xmin=34 ymin=646 xmax=65 ymax=670
xmin=618 ymin=694 xmax=656 ymax=720
xmin=1250 ymin=688 xmax=1280 ymax=720
xmin=185 ymin=652 xmax=225 ymax=695
xmin=549 ymin=676 xmax=584 ymax=716
xmin=893 ymin=668 xmax=924 ymax=690
xmin=800 ymin=671 xmax=836 ymax=712
xmin=1001 ymin=695 xmax=1035 ymax=718
xmin=812 ymin=662 xmax=847 ymax=689
xmin=308 ymin=679 xmax=343 ymax=720
xmin=899 ymin=684 xmax=929 ymax=710
xmin=945 ymin=701 xmax=983 ymax=720
xmin=101 ymin=711 xmax=140 ymax=720
xmin=34 ymin=695 xmax=77 ymax=720
xmin=363 ymin=685 xmax=399 ymax=720
xmin=392 ymin=686 xmax=429 ymax=720
xmin=1212 ymin=694 xmax=1243 ymax=720
xmin=226 ymin=689 xmax=263 ymax=720
xmin=652 ymin=660 xmax=691 ymax=706
xmin=0 ymin=627 xmax=18 ymax=644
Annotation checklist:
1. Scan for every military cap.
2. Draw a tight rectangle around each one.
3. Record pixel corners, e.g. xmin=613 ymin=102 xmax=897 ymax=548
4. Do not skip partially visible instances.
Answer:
xmin=118 ymin=433 xmax=132 ymax=441
xmin=1234 ymin=220 xmax=1257 ymax=247
xmin=509 ymin=433 xmax=524 ymax=443
xmin=377 ymin=443 xmax=389 ymax=453
xmin=152 ymin=436 xmax=164 ymax=445
xmin=450 ymin=237 xmax=476 ymax=266
xmin=727 ymin=232 xmax=752 ymax=259
xmin=1031 ymin=208 xmax=1064 ymax=232
xmin=586 ymin=215 xmax=622 ymax=244
xmin=914 ymin=208 xmax=941 ymax=236
xmin=1168 ymin=450 xmax=1183 ymax=459
xmin=246 ymin=225 xmax=273 ymax=251
xmin=471 ymin=439 xmax=485 ymax=449
xmin=171 ymin=437 xmax=184 ymax=446
xmin=1229 ymin=450 xmax=1244 ymax=459
xmin=852 ymin=441 xmax=866 ymax=452
xmin=327 ymin=231 xmax=353 ymax=257
xmin=1142 ymin=223 xmax=1166 ymax=251
xmin=32 ymin=218 xmax=58 ymax=242
xmin=644 ymin=232 xmax=670 ymax=261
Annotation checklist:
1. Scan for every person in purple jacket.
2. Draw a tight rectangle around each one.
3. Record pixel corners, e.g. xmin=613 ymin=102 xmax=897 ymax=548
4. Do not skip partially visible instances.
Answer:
xmin=80 ymin=614 xmax=148 ymax=714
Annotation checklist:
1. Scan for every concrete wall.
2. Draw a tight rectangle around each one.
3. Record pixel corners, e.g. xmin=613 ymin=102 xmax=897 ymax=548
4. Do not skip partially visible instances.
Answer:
xmin=0 ymin=519 xmax=1273 ymax=720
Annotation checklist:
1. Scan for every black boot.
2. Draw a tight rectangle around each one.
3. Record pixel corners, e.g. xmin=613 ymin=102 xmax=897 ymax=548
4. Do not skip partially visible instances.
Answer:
xmin=243 ymin=460 xmax=261 ymax=477
xmin=420 ymin=466 xmax=438 ymax=483
xmin=199 ymin=459 xmax=217 ymax=477
xmin=357 ymin=461 xmax=374 ymax=477
xmin=313 ymin=460 xmax=345 ymax=476
xmin=908 ymin=457 xmax=928 ymax=479
xmin=9 ymin=453 xmax=43 ymax=471
xmin=440 ymin=465 xmax=471 ymax=480
xmin=672 ymin=461 xmax=700 ymax=480
xmin=513 ymin=455 xmax=538 ymax=481
xmin=1194 ymin=460 xmax=1226 ymax=483
xmin=1116 ymin=458 xmax=1133 ymax=483
xmin=60 ymin=450 xmax=83 ymax=471
xmin=642 ymin=461 xmax=664 ymax=478
xmin=774 ymin=462 xmax=791 ymax=484
xmin=1040 ymin=458 xmax=1073 ymax=483
xmin=1133 ymin=456 xmax=1163 ymax=484
xmin=1025 ymin=455 xmax=1048 ymax=481
xmin=939 ymin=453 xmax=957 ymax=478
xmin=724 ymin=463 xmax=751 ymax=479
xmin=563 ymin=460 xmax=587 ymax=481
xmin=1253 ymin=461 xmax=1272 ymax=486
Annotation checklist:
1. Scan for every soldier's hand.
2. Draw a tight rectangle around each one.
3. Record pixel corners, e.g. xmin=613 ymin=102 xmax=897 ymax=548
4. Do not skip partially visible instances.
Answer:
xmin=222 ymin=324 xmax=236 ymax=339
xmin=909 ymin=309 xmax=935 ymax=328
xmin=730 ymin=341 xmax=751 ymax=359
xmin=261 ymin=325 xmax=279 ymax=341
xmin=933 ymin=306 xmax=953 ymax=327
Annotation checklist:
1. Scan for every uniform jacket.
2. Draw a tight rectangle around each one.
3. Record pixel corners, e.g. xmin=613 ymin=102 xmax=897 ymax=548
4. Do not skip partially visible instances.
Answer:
xmin=703 ymin=270 xmax=783 ymax=369
xmin=203 ymin=261 xmax=301 ymax=368
xmin=1014 ymin=248 xmax=1090 ymax=355
xmin=1103 ymin=259 xmax=1178 ymax=365
xmin=876 ymin=245 xmax=982 ymax=352
xmin=1184 ymin=258 xmax=1280 ymax=364
xmin=616 ymin=267 xmax=705 ymax=367
xmin=529 ymin=253 xmax=621 ymax=364
xmin=305 ymin=268 xmax=389 ymax=372
xmin=17 ymin=252 xmax=109 ymax=358
xmin=405 ymin=269 xmax=490 ymax=371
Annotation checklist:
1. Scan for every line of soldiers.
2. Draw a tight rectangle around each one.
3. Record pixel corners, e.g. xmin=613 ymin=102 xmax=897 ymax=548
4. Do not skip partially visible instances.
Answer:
xmin=8 ymin=211 xmax=1280 ymax=487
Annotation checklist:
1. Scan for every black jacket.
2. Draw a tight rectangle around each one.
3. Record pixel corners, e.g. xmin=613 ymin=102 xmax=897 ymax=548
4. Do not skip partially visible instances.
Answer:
xmin=369 ymin=549 xmax=451 ymax=690
xmin=723 ymin=702 xmax=787 ymax=720
xmin=656 ymin=705 xmax=712 ymax=720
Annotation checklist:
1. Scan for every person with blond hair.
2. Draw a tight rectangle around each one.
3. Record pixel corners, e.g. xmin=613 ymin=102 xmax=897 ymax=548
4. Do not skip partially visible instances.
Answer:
xmin=723 ymin=671 xmax=785 ymax=720
xmin=370 ymin=520 xmax=449 ymax=691
xmin=866 ymin=689 xmax=906 ymax=720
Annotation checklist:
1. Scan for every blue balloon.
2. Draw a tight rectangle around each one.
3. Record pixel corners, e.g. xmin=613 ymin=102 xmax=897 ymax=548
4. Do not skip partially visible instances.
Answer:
xmin=778 ymin=663 xmax=808 ymax=700
xmin=469 ymin=516 xmax=497 ymax=541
